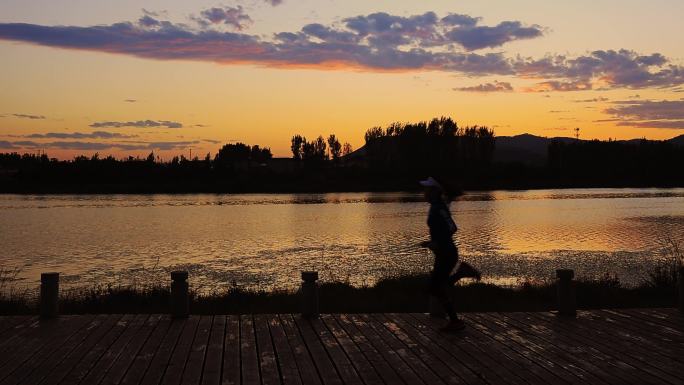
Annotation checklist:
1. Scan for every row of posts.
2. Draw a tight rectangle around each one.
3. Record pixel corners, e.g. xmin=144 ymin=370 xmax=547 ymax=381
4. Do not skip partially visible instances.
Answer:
xmin=37 ymin=267 xmax=684 ymax=319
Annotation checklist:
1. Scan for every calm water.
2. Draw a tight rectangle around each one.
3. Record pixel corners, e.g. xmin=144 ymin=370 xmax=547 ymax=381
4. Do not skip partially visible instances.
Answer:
xmin=1 ymin=188 xmax=683 ymax=292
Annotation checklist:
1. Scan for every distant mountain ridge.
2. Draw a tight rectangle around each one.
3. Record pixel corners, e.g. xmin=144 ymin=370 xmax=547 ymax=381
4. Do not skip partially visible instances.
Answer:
xmin=345 ymin=133 xmax=684 ymax=166
xmin=493 ymin=133 xmax=684 ymax=165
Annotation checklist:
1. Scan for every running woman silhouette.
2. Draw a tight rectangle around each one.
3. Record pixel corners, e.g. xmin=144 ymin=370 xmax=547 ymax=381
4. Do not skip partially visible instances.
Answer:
xmin=419 ymin=177 xmax=481 ymax=332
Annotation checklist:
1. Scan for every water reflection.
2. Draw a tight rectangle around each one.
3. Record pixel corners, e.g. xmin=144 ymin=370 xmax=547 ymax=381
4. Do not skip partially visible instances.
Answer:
xmin=0 ymin=188 xmax=683 ymax=292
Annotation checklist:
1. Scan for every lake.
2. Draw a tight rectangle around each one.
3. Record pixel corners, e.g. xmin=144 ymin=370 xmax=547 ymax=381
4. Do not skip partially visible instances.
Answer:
xmin=1 ymin=188 xmax=683 ymax=293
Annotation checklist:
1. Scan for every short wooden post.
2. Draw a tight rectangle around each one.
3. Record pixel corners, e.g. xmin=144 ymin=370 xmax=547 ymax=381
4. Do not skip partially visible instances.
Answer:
xmin=40 ymin=272 xmax=59 ymax=319
xmin=556 ymin=269 xmax=576 ymax=317
xmin=301 ymin=271 xmax=319 ymax=319
xmin=678 ymin=267 xmax=684 ymax=313
xmin=170 ymin=271 xmax=189 ymax=318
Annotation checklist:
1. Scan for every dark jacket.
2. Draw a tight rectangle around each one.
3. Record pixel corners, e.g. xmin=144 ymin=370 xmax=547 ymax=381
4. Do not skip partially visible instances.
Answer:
xmin=427 ymin=199 xmax=457 ymax=246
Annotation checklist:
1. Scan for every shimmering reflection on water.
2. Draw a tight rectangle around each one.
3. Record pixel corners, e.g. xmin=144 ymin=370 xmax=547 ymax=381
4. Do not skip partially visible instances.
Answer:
xmin=1 ymin=188 xmax=683 ymax=292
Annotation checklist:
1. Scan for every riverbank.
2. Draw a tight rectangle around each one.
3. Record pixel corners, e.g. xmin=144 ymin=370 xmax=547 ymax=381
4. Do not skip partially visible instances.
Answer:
xmin=1 ymin=271 xmax=679 ymax=315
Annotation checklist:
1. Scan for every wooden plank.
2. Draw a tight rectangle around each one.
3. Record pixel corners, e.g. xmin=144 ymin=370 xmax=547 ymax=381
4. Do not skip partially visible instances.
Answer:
xmin=254 ymin=314 xmax=283 ymax=385
xmin=79 ymin=313 xmax=151 ymax=385
xmin=358 ymin=314 xmax=446 ymax=385
xmin=603 ymin=309 xmax=684 ymax=340
xmin=56 ymin=314 xmax=136 ymax=384
xmin=100 ymin=314 xmax=163 ymax=385
xmin=533 ymin=310 xmax=684 ymax=382
xmin=0 ymin=318 xmax=49 ymax=366
xmin=241 ymin=314 xmax=261 ymax=385
xmin=278 ymin=314 xmax=322 ymax=385
xmin=0 ymin=316 xmax=35 ymax=341
xmin=20 ymin=314 xmax=123 ymax=385
xmin=407 ymin=313 xmax=556 ymax=385
xmin=404 ymin=312 xmax=531 ymax=385
xmin=121 ymin=314 xmax=173 ymax=385
xmin=530 ymin=311 xmax=684 ymax=385
xmin=390 ymin=313 xmax=492 ymax=385
xmin=595 ymin=309 xmax=684 ymax=363
xmin=201 ymin=315 xmax=226 ymax=385
xmin=450 ymin=312 xmax=576 ymax=385
xmin=372 ymin=313 xmax=467 ymax=385
xmin=0 ymin=317 xmax=37 ymax=343
xmin=469 ymin=312 xmax=608 ymax=385
xmin=139 ymin=317 xmax=187 ymax=385
xmin=320 ymin=315 xmax=383 ymax=385
xmin=161 ymin=315 xmax=201 ymax=385
xmin=268 ymin=315 xmax=303 ymax=385
xmin=333 ymin=314 xmax=404 ymax=385
xmin=180 ymin=316 xmax=213 ymax=385
xmin=50 ymin=314 xmax=134 ymax=385
xmin=222 ymin=315 xmax=241 ymax=385
xmin=493 ymin=312 xmax=650 ymax=385
xmin=342 ymin=314 xmax=425 ymax=385
xmin=3 ymin=314 xmax=106 ymax=385
xmin=624 ymin=308 xmax=684 ymax=329
xmin=308 ymin=316 xmax=363 ymax=385
xmin=291 ymin=315 xmax=344 ymax=385
xmin=0 ymin=315 xmax=93 ymax=376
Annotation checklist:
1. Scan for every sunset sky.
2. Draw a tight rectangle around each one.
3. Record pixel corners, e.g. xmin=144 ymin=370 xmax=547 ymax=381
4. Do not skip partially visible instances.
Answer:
xmin=1 ymin=0 xmax=683 ymax=159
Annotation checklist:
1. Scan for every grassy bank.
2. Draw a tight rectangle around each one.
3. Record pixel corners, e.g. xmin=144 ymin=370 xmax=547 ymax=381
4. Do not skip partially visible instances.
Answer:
xmin=2 ymin=238 xmax=681 ymax=315
xmin=0 ymin=272 xmax=679 ymax=315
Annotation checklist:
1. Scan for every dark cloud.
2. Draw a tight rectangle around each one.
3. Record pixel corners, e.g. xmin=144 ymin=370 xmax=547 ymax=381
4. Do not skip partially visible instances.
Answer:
xmin=124 ymin=99 xmax=137 ymax=103
xmin=549 ymin=110 xmax=569 ymax=113
xmin=0 ymin=139 xmax=201 ymax=151
xmin=89 ymin=120 xmax=183 ymax=128
xmin=527 ymin=80 xmax=592 ymax=92
xmin=12 ymin=113 xmax=46 ymax=119
xmin=454 ymin=81 xmax=513 ymax=92
xmin=603 ymin=99 xmax=684 ymax=129
xmin=202 ymin=139 xmax=221 ymax=144
xmin=0 ymin=140 xmax=20 ymax=149
xmin=197 ymin=6 xmax=252 ymax=31
xmin=519 ymin=50 xmax=684 ymax=90
xmin=445 ymin=20 xmax=544 ymax=50
xmin=265 ymin=0 xmax=284 ymax=6
xmin=573 ymin=97 xmax=609 ymax=103
xmin=25 ymin=131 xmax=137 ymax=139
xmin=0 ymin=11 xmax=540 ymax=76
xmin=0 ymin=12 xmax=682 ymax=91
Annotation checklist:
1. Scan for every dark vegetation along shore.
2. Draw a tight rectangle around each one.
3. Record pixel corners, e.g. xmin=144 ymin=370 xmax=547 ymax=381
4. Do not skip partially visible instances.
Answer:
xmin=1 ymin=254 xmax=681 ymax=316
xmin=1 ymin=116 xmax=684 ymax=193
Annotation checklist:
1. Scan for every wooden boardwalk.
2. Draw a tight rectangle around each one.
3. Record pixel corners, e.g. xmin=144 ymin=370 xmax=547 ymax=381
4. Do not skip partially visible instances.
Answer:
xmin=0 ymin=309 xmax=682 ymax=385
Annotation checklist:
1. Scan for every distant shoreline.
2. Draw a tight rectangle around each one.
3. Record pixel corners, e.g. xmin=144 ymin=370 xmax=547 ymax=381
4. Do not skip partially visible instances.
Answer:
xmin=2 ymin=181 xmax=684 ymax=195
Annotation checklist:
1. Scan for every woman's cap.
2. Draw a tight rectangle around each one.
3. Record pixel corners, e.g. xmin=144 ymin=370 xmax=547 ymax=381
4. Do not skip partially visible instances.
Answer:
xmin=419 ymin=177 xmax=442 ymax=190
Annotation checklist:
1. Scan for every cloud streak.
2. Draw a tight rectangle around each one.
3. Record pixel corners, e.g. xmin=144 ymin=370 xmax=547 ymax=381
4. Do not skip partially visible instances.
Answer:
xmin=89 ymin=120 xmax=183 ymax=128
xmin=0 ymin=11 xmax=682 ymax=90
xmin=454 ymin=81 xmax=513 ymax=92
xmin=603 ymin=99 xmax=684 ymax=129
xmin=25 ymin=131 xmax=137 ymax=139
xmin=195 ymin=6 xmax=252 ymax=31
xmin=0 ymin=139 xmax=202 ymax=151
xmin=11 ymin=113 xmax=46 ymax=119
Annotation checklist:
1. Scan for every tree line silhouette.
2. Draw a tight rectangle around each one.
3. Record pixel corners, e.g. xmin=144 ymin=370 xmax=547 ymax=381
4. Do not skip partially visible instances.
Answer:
xmin=290 ymin=134 xmax=353 ymax=163
xmin=0 ymin=116 xmax=683 ymax=193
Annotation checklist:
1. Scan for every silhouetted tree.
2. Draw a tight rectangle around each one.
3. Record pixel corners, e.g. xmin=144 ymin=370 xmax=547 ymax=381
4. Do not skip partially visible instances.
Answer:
xmin=291 ymin=135 xmax=305 ymax=160
xmin=342 ymin=142 xmax=353 ymax=156
xmin=328 ymin=134 xmax=342 ymax=161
